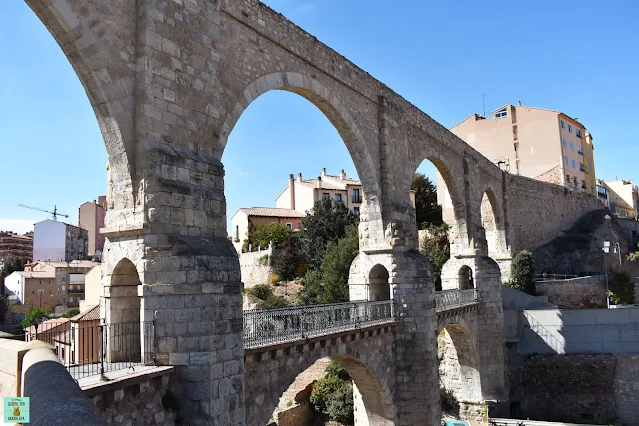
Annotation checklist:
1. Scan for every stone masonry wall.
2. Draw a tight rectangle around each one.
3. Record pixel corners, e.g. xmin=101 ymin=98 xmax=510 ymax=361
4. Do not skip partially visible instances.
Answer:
xmin=535 ymin=276 xmax=607 ymax=308
xmin=510 ymin=354 xmax=639 ymax=425
xmin=91 ymin=373 xmax=176 ymax=426
xmin=506 ymin=174 xmax=602 ymax=253
xmin=239 ymin=248 xmax=273 ymax=288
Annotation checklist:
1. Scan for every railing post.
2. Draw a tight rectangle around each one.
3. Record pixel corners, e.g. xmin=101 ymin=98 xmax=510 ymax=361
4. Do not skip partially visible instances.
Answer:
xmin=99 ymin=323 xmax=106 ymax=381
xmin=301 ymin=310 xmax=306 ymax=339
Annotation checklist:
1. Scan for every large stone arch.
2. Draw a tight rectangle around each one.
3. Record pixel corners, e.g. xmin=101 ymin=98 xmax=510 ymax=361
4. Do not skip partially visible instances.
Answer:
xmin=437 ymin=321 xmax=481 ymax=403
xmin=244 ymin=332 xmax=396 ymax=426
xmin=24 ymin=0 xmax=137 ymax=213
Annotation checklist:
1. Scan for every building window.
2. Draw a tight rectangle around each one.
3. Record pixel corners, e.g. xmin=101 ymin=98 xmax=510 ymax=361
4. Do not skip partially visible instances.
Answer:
xmin=564 ymin=156 xmax=569 ymax=165
xmin=562 ymin=138 xmax=567 ymax=147
xmin=335 ymin=193 xmax=342 ymax=202
xmin=566 ymin=174 xmax=570 ymax=183
xmin=32 ymin=290 xmax=35 ymax=295
xmin=285 ymin=223 xmax=292 ymax=231
xmin=570 ymin=142 xmax=574 ymax=151
xmin=576 ymin=129 xmax=582 ymax=138
xmin=353 ymin=207 xmax=360 ymax=218
xmin=561 ymin=120 xmax=565 ymax=129
xmin=568 ymin=124 xmax=572 ymax=133
xmin=322 ymin=193 xmax=330 ymax=200
xmin=235 ymin=226 xmax=239 ymax=241
xmin=352 ymin=188 xmax=361 ymax=203
xmin=513 ymin=142 xmax=518 ymax=153
xmin=495 ymin=107 xmax=508 ymax=119
xmin=578 ymin=146 xmax=583 ymax=154
xmin=572 ymin=159 xmax=576 ymax=168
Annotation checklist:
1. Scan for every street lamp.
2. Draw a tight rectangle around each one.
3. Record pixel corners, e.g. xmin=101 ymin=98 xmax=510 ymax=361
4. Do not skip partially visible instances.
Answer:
xmin=614 ymin=241 xmax=622 ymax=267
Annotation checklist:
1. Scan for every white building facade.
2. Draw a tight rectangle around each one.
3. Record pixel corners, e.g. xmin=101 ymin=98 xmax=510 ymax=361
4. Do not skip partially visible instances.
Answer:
xmin=33 ymin=220 xmax=89 ymax=262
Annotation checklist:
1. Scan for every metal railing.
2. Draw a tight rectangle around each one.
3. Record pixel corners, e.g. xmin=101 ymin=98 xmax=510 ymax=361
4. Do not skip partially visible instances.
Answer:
xmin=435 ymin=288 xmax=479 ymax=312
xmin=243 ymin=300 xmax=394 ymax=349
xmin=533 ymin=273 xmax=578 ymax=282
xmin=15 ymin=321 xmax=155 ymax=380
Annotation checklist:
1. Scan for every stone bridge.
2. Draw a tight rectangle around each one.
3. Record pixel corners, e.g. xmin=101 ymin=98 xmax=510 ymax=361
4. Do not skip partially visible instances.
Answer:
xmin=22 ymin=0 xmax=601 ymax=424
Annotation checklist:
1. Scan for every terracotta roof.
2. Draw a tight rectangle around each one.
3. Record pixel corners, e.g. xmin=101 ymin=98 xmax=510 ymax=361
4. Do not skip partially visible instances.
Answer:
xmin=24 ymin=317 xmax=69 ymax=334
xmin=71 ymin=305 xmax=101 ymax=322
xmin=239 ymin=207 xmax=305 ymax=218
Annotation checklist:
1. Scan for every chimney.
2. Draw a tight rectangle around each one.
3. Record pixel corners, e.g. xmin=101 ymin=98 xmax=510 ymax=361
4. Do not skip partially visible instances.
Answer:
xmin=340 ymin=169 xmax=346 ymax=180
xmin=297 ymin=173 xmax=302 ymax=182
xmin=517 ymin=100 xmax=521 ymax=106
xmin=321 ymin=168 xmax=327 ymax=178
xmin=289 ymin=174 xmax=295 ymax=210
xmin=317 ymin=176 xmax=322 ymax=189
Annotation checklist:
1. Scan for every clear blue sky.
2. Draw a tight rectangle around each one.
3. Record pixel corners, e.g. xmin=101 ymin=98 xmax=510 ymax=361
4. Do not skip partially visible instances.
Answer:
xmin=1 ymin=0 xmax=637 ymax=234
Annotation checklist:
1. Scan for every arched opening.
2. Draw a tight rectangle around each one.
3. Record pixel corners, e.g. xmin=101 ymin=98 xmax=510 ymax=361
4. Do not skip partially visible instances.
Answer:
xmin=369 ymin=264 xmax=390 ymax=301
xmin=412 ymin=158 xmax=463 ymax=290
xmin=222 ymin=75 xmax=374 ymax=306
xmin=104 ymin=258 xmax=141 ymax=363
xmin=480 ymin=188 xmax=506 ymax=257
xmin=249 ymin=354 xmax=393 ymax=426
xmin=458 ymin=265 xmax=474 ymax=290
xmin=438 ymin=323 xmax=481 ymax=421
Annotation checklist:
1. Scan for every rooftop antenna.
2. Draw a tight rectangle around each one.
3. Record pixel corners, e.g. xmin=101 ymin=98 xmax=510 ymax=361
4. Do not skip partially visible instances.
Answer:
xmin=482 ymin=93 xmax=486 ymax=117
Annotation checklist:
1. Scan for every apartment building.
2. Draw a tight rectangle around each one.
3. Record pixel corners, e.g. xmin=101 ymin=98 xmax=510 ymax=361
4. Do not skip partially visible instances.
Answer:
xmin=276 ymin=168 xmax=416 ymax=217
xmin=0 ymin=231 xmax=33 ymax=266
xmin=3 ymin=269 xmax=56 ymax=310
xmin=33 ymin=219 xmax=89 ymax=262
xmin=450 ymin=104 xmax=597 ymax=195
xmin=78 ymin=196 xmax=106 ymax=259
xmin=599 ymin=180 xmax=639 ymax=219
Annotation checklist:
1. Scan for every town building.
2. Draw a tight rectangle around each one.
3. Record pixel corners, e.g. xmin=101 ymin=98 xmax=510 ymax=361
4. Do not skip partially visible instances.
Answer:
xmin=450 ymin=103 xmax=597 ymax=196
xmin=3 ymin=269 xmax=56 ymax=311
xmin=275 ymin=168 xmax=416 ymax=217
xmin=79 ymin=265 xmax=101 ymax=312
xmin=599 ymin=179 xmax=639 ymax=219
xmin=231 ymin=207 xmax=305 ymax=253
xmin=78 ymin=196 xmax=106 ymax=259
xmin=33 ymin=219 xmax=89 ymax=262
xmin=0 ymin=231 xmax=33 ymax=266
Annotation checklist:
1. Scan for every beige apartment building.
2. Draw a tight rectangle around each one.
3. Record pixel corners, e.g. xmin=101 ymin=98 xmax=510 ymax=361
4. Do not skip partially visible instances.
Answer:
xmin=231 ymin=207 xmax=305 ymax=252
xmin=78 ymin=196 xmax=106 ymax=259
xmin=276 ymin=168 xmax=416 ymax=217
xmin=450 ymin=104 xmax=597 ymax=196
xmin=598 ymin=180 xmax=639 ymax=219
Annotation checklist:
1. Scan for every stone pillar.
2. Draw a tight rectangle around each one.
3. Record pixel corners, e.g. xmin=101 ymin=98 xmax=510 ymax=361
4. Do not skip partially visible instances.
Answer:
xmin=350 ymin=250 xmax=440 ymax=425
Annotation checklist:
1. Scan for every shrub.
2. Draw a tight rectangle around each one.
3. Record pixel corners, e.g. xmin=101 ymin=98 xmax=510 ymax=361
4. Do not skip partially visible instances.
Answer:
xmin=269 ymin=274 xmax=280 ymax=285
xmin=508 ymin=250 xmax=535 ymax=295
xmin=440 ymin=386 xmax=459 ymax=415
xmin=272 ymin=246 xmax=298 ymax=281
xmin=608 ymin=270 xmax=636 ymax=305
xmin=310 ymin=362 xmax=354 ymax=425
xmin=247 ymin=284 xmax=273 ymax=301
xmin=248 ymin=223 xmax=292 ymax=249
xmin=295 ymin=263 xmax=309 ymax=278
xmin=61 ymin=308 xmax=81 ymax=318
xmin=257 ymin=254 xmax=271 ymax=264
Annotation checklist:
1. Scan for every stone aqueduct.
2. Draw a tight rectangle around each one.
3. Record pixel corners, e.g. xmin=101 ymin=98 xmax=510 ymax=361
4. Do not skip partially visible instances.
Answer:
xmin=23 ymin=0 xmax=601 ymax=424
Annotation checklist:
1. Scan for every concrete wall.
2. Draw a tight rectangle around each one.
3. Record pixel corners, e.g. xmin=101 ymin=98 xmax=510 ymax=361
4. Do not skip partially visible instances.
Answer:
xmin=511 ymin=307 xmax=639 ymax=355
xmin=535 ymin=276 xmax=607 ymax=309
xmin=510 ymin=354 xmax=639 ymax=426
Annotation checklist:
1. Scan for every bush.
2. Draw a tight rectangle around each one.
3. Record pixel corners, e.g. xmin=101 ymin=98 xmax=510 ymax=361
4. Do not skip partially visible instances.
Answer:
xmin=61 ymin=308 xmax=81 ymax=318
xmin=608 ymin=270 xmax=636 ymax=305
xmin=310 ymin=362 xmax=354 ymax=425
xmin=440 ymin=386 xmax=459 ymax=415
xmin=247 ymin=284 xmax=273 ymax=301
xmin=272 ymin=245 xmax=299 ymax=281
xmin=508 ymin=250 xmax=535 ymax=295
xmin=269 ymin=274 xmax=280 ymax=285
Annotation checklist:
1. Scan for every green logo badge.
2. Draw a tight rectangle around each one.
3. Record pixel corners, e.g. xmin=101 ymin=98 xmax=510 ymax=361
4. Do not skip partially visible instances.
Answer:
xmin=4 ymin=397 xmax=29 ymax=423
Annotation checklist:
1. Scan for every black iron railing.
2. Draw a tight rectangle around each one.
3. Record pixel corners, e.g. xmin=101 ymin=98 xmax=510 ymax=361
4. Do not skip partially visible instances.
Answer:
xmin=435 ymin=288 xmax=479 ymax=312
xmin=243 ymin=300 xmax=394 ymax=349
xmin=15 ymin=321 xmax=154 ymax=380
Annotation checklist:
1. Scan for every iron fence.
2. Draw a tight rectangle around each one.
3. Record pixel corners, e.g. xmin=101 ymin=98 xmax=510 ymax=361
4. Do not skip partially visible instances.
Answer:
xmin=435 ymin=288 xmax=479 ymax=312
xmin=14 ymin=321 xmax=155 ymax=380
xmin=533 ymin=273 xmax=578 ymax=282
xmin=243 ymin=299 xmax=395 ymax=349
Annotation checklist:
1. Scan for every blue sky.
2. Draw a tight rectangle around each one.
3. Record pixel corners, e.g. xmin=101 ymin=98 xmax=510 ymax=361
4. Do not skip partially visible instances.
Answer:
xmin=1 ymin=0 xmax=637 ymax=234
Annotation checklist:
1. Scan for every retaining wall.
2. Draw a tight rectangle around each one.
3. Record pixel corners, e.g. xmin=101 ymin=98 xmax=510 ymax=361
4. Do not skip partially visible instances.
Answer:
xmin=535 ymin=276 xmax=607 ymax=309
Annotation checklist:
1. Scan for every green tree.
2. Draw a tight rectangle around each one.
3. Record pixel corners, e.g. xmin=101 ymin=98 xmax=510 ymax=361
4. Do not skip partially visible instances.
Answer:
xmin=627 ymin=242 xmax=639 ymax=262
xmin=22 ymin=307 xmax=52 ymax=329
xmin=61 ymin=308 xmax=81 ymax=318
xmin=247 ymin=223 xmax=292 ymax=249
xmin=1 ymin=258 xmax=24 ymax=278
xmin=508 ymin=250 xmax=535 ymax=295
xmin=310 ymin=361 xmax=354 ymax=425
xmin=272 ymin=245 xmax=299 ymax=282
xmin=419 ymin=223 xmax=450 ymax=291
xmin=608 ymin=270 xmax=636 ymax=305
xmin=299 ymin=198 xmax=357 ymax=270
xmin=412 ymin=172 xmax=442 ymax=229
xmin=298 ymin=226 xmax=359 ymax=305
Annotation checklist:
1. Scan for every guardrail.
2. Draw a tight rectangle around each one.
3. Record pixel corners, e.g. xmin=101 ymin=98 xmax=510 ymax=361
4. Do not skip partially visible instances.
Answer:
xmin=243 ymin=299 xmax=394 ymax=349
xmin=533 ymin=273 xmax=578 ymax=282
xmin=435 ymin=288 xmax=479 ymax=312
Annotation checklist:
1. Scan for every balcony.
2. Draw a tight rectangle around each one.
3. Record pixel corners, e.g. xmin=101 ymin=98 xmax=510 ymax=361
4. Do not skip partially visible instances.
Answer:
xmin=352 ymin=196 xmax=362 ymax=203
xmin=579 ymin=164 xmax=586 ymax=172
